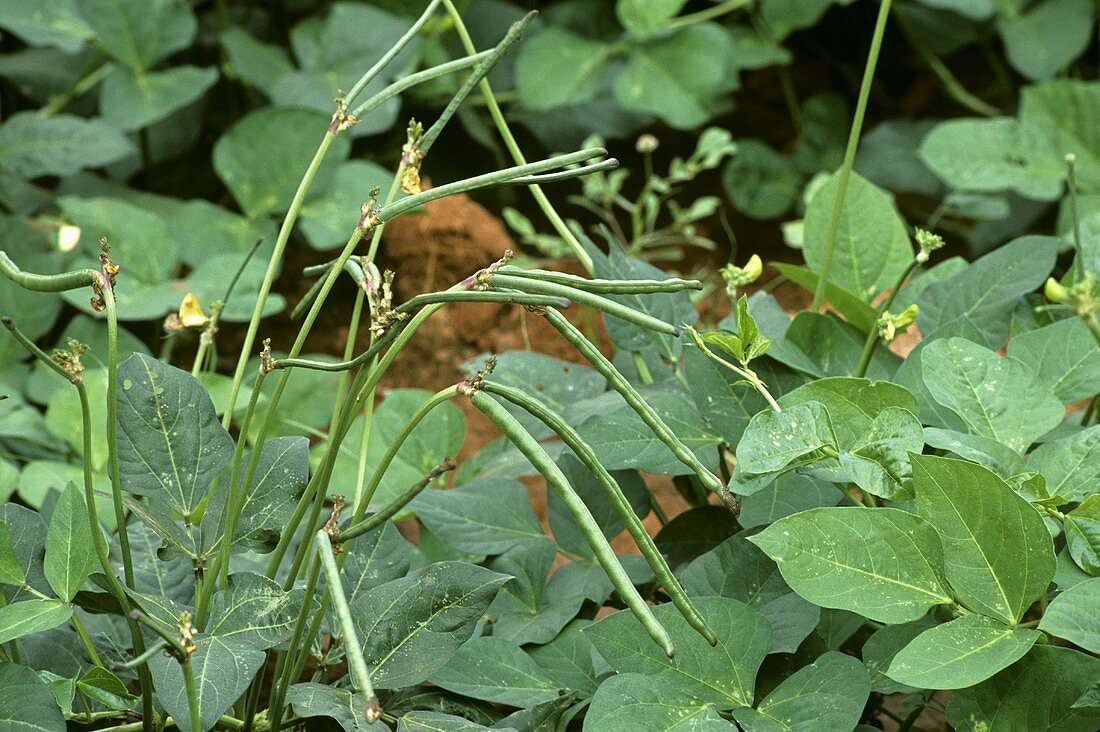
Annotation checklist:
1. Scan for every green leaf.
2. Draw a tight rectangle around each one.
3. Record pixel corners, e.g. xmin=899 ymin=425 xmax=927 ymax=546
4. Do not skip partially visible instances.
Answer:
xmin=587 ymin=673 xmax=734 ymax=731
xmin=1007 ymin=317 xmax=1100 ymax=403
xmin=486 ymin=538 xmax=583 ymax=645
xmin=802 ymin=171 xmax=913 ymax=301
xmin=1030 ymin=425 xmax=1100 ymax=503
xmin=212 ymin=107 xmax=350 ymax=219
xmin=428 ymin=636 xmax=562 ymax=707
xmin=771 ymin=263 xmax=878 ymax=333
xmin=0 ymin=662 xmax=66 ymax=732
xmin=0 ymin=0 xmax=90 ymax=52
xmin=43 ymin=482 xmax=96 ymax=602
xmin=768 ymin=312 xmax=899 ymax=381
xmin=299 ymin=160 xmax=393 ymax=250
xmin=1064 ymin=495 xmax=1100 ymax=574
xmin=574 ymin=388 xmax=721 ymax=476
xmin=352 ymin=562 xmax=509 ymax=689
xmin=861 ymin=618 xmax=937 ymax=694
xmin=920 ymin=338 xmax=1063 ymax=453
xmin=738 ymin=474 xmax=842 ymax=529
xmin=548 ymin=453 xmax=649 ymax=558
xmin=947 ymin=645 xmax=1100 ymax=732
xmin=78 ymin=0 xmax=197 ymax=71
xmin=916 ymin=235 xmax=1058 ymax=346
xmin=220 ymin=27 xmax=293 ymax=91
xmin=682 ymin=532 xmax=819 ymax=654
xmin=397 ymin=712 xmax=497 ymax=732
xmin=777 ymin=377 xmax=917 ymax=446
xmin=913 ymin=455 xmax=1055 ymax=624
xmin=208 ymin=436 xmax=308 ymax=554
xmin=760 ymin=0 xmax=855 ymax=39
xmin=77 ymin=667 xmax=136 ymax=710
xmin=0 ymin=113 xmax=133 ymax=177
xmin=515 ymin=27 xmax=610 ymax=111
xmin=732 ymin=652 xmax=869 ymax=732
xmin=2 ymin=504 xmax=50 ymax=601
xmin=614 ymin=23 xmax=736 ymax=129
xmin=0 ymin=522 xmax=24 ymax=586
xmin=886 ymin=614 xmax=1040 ymax=690
xmin=341 ymin=521 xmax=411 ymax=606
xmin=0 ymin=600 xmax=73 ymax=644
xmin=288 ymin=683 xmax=373 ymax=732
xmin=1021 ymin=80 xmax=1100 ymax=190
xmin=749 ymin=507 xmax=953 ymax=623
xmin=413 ymin=478 xmax=544 ymax=556
xmin=998 ymin=0 xmax=1094 ymax=81
xmin=116 ymin=354 xmax=234 ymax=518
xmin=722 ymin=139 xmax=802 ymax=220
xmin=529 ymin=620 xmax=600 ymax=696
xmin=204 ymin=572 xmax=302 ymax=648
xmin=616 ymin=0 xmax=688 ymax=37
xmin=1039 ymin=578 xmax=1100 ymax=653
xmin=99 ymin=65 xmax=219 ymax=131
xmin=736 ymin=402 xmax=838 ymax=476
xmin=585 ymin=596 xmax=772 ymax=708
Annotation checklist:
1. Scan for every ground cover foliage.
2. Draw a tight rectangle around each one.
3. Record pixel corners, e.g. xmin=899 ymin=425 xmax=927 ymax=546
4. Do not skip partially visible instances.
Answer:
xmin=0 ymin=1 xmax=1097 ymax=731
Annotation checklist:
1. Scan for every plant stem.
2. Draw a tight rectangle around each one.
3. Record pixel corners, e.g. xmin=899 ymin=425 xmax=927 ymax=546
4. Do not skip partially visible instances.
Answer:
xmin=350 ymin=51 xmax=493 ymax=119
xmin=665 ymin=0 xmax=753 ymax=29
xmin=470 ymin=391 xmax=675 ymax=657
xmin=181 ymin=660 xmax=201 ymax=732
xmin=441 ymin=0 xmax=594 ymax=273
xmin=810 ymin=0 xmax=892 ymax=310
xmin=340 ymin=461 xmax=454 ymax=544
xmin=313 ymin=532 xmax=379 ymax=717
xmin=71 ymin=612 xmax=105 ymax=668
xmin=854 ymin=257 xmax=919 ymax=378
xmin=498 ymin=266 xmax=703 ymax=294
xmin=345 ymin=0 xmax=444 ymax=105
xmin=684 ymin=328 xmax=781 ymax=412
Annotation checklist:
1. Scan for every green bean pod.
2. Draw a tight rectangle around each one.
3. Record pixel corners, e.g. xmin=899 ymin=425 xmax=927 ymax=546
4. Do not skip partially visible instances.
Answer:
xmin=498 ymin=265 xmax=703 ymax=294
xmin=339 ymin=459 xmax=453 ymax=545
xmin=481 ymin=380 xmax=717 ymax=646
xmin=543 ymin=308 xmax=723 ymax=495
xmin=470 ymin=390 xmax=676 ymax=658
xmin=488 ymin=274 xmax=680 ymax=336
xmin=394 ymin=291 xmax=570 ymax=313
xmin=0 ymin=251 xmax=99 ymax=292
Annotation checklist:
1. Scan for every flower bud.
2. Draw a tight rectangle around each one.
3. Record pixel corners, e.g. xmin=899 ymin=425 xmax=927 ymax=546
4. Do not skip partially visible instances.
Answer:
xmin=915 ymin=229 xmax=944 ymax=264
xmin=636 ymin=134 xmax=659 ymax=154
xmin=1044 ymin=277 xmax=1071 ymax=303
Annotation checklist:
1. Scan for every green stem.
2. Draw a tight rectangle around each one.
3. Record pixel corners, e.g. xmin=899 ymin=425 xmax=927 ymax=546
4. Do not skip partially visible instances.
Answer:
xmin=470 ymin=391 xmax=675 ymax=657
xmin=112 ymin=640 xmax=169 ymax=672
xmin=93 ymin=715 xmax=245 ymax=732
xmin=482 ymin=381 xmax=716 ymax=646
xmin=441 ymin=0 xmax=594 ymax=273
xmin=71 ymin=612 xmax=105 ymax=668
xmin=340 ymin=461 xmax=453 ymax=545
xmin=854 ymin=258 xmax=919 ymax=378
xmin=665 ymin=0 xmax=752 ymax=29
xmin=313 ymin=532 xmax=380 ymax=716
xmin=498 ymin=266 xmax=702 ymax=295
xmin=810 ymin=0 xmax=893 ymax=310
xmin=181 ymin=660 xmax=201 ymax=732
xmin=350 ymin=51 xmax=493 ymax=119
xmin=345 ymin=0 xmax=444 ymax=104
xmin=544 ymin=309 xmax=723 ymax=493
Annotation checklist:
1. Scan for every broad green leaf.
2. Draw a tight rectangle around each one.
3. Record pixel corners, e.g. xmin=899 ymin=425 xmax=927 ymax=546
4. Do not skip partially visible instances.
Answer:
xmin=352 ymin=562 xmax=509 ymax=689
xmin=398 ymin=712 xmax=497 ymax=732
xmin=100 ymin=65 xmax=219 ymax=131
xmin=917 ymin=236 xmax=1058 ymax=346
xmin=738 ymin=474 xmax=842 ymax=529
xmin=760 ymin=0 xmax=856 ymax=39
xmin=413 ymin=478 xmax=544 ymax=556
xmin=125 ymin=522 xmax=195 ymax=610
xmin=996 ymin=0 xmax=1093 ymax=80
xmin=0 ymin=522 xmax=24 ymax=586
xmin=247 ymin=364 xmax=338 ymax=443
xmin=1021 ymin=80 xmax=1100 ymax=190
xmin=487 ymin=538 xmax=584 ymax=645
xmin=923 ymin=428 xmax=1027 ymax=478
xmin=220 ymin=27 xmax=293 ymax=91
xmin=341 ymin=521 xmax=411 ymax=607
xmin=204 ymin=572 xmax=302 ymax=648
xmin=920 ymin=338 xmax=1062 ymax=452
xmin=515 ymin=27 xmax=609 ymax=110
xmin=298 ymin=160 xmax=393 ymax=250
xmin=616 ymin=0 xmax=688 ymax=36
xmin=948 ymin=645 xmax=1100 ymax=732
xmin=160 ymin=199 xmax=277 ymax=268
xmin=886 ymin=615 xmax=1040 ymax=690
xmin=768 ymin=312 xmax=899 ymax=381
xmin=777 ymin=377 xmax=917 ymax=445
xmin=736 ymin=401 xmax=837 ymax=476
xmin=586 ymin=673 xmax=734 ymax=731
xmin=209 ymin=436 xmax=308 ymax=554
xmin=749 ymin=507 xmax=952 ymax=623
xmin=326 ymin=388 xmax=465 ymax=507
xmin=0 ymin=113 xmax=133 ymax=178
xmin=585 ymin=596 xmax=772 ymax=708
xmin=913 ymin=455 xmax=1055 ymax=624
xmin=856 ymin=119 xmax=943 ymax=196
xmin=287 ymin=683 xmax=373 ymax=732
xmin=0 ymin=0 xmax=90 ymax=52
xmin=548 ymin=453 xmax=649 ymax=558
xmin=835 ymin=407 xmax=925 ymax=499
xmin=1030 ymin=425 xmax=1100 ymax=502
xmin=0 ymin=662 xmax=66 ymax=732
xmin=77 ymin=667 xmax=135 ymax=710
xmin=919 ymin=118 xmax=1064 ymax=200
xmin=2 ymin=503 xmax=50 ymax=601
xmin=574 ymin=388 xmax=721 ymax=476
xmin=116 ymin=354 xmax=234 ymax=519
xmin=771 ymin=263 xmax=878 ymax=332
xmin=0 ymin=600 xmax=72 ymax=644
xmin=0 ymin=222 xmax=63 ymax=370
xmin=79 ymin=0 xmax=196 ymax=70
xmin=723 ymin=140 xmax=802 ymax=220
xmin=1007 ymin=317 xmax=1100 ymax=403
xmin=212 ymin=107 xmax=350 ymax=219
xmin=613 ymin=23 xmax=736 ymax=129
xmin=803 ymin=171 xmax=913 ymax=300
xmin=682 ymin=532 xmax=819 ymax=654
xmin=862 ymin=618 xmax=937 ymax=694
xmin=732 ymin=652 xmax=869 ymax=732
xmin=1039 ymin=578 xmax=1100 ymax=653
xmin=529 ymin=620 xmax=600 ymax=696
xmin=43 ymin=482 xmax=96 ymax=602
xmin=1064 ymin=495 xmax=1100 ymax=573
xmin=428 ymin=636 xmax=561 ymax=707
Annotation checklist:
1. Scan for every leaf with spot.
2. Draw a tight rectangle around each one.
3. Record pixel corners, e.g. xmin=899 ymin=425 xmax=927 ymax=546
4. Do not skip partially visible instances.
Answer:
xmin=732 ymin=652 xmax=870 ymax=732
xmin=115 ymin=354 xmax=234 ymax=519
xmin=1007 ymin=317 xmax=1100 ymax=403
xmin=413 ymin=478 xmax=545 ymax=556
xmin=287 ymin=683 xmax=374 ymax=732
xmin=886 ymin=615 xmax=1040 ymax=690
xmin=1064 ymin=495 xmax=1100 ymax=574
xmin=735 ymin=401 xmax=838 ymax=478
xmin=0 ymin=599 xmax=72 ymax=644
xmin=586 ymin=673 xmax=735 ymax=730
xmin=0 ymin=662 xmax=66 ymax=732
xmin=1029 ymin=425 xmax=1100 ymax=503
xmin=912 ymin=455 xmax=1055 ymax=625
xmin=428 ymin=636 xmax=562 ymax=708
xmin=1038 ymin=578 xmax=1100 ymax=653
xmin=749 ymin=507 xmax=952 ymax=623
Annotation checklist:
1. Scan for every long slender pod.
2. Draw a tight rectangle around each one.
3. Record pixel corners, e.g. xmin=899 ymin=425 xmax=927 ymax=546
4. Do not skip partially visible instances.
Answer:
xmin=497 ymin=265 xmax=703 ymax=294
